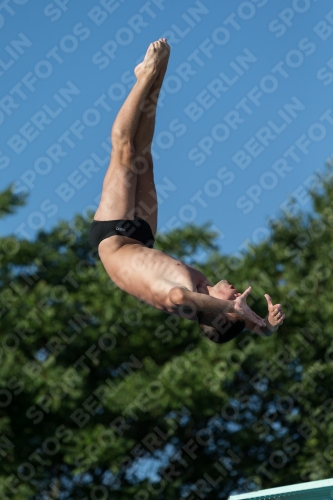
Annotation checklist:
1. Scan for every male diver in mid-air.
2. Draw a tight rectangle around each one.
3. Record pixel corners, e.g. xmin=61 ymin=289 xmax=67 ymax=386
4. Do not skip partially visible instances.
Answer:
xmin=90 ymin=39 xmax=285 ymax=343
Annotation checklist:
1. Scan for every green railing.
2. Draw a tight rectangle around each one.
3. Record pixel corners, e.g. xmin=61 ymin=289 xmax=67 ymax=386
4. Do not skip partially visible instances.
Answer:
xmin=229 ymin=478 xmax=333 ymax=500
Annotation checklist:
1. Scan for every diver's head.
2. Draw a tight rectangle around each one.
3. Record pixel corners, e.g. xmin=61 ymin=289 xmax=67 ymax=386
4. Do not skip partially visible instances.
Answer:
xmin=208 ymin=279 xmax=241 ymax=301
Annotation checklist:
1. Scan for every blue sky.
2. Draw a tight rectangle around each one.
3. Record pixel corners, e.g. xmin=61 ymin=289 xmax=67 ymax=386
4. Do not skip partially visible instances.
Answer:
xmin=1 ymin=0 xmax=333 ymax=255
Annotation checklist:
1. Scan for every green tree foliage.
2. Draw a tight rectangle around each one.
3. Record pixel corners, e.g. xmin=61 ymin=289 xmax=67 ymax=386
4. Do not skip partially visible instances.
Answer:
xmin=1 ymin=168 xmax=333 ymax=499
xmin=0 ymin=185 xmax=26 ymax=220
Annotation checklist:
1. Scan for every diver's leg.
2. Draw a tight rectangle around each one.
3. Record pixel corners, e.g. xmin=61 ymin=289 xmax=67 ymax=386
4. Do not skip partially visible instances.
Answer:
xmin=94 ymin=40 xmax=166 ymax=221
xmin=132 ymin=39 xmax=170 ymax=235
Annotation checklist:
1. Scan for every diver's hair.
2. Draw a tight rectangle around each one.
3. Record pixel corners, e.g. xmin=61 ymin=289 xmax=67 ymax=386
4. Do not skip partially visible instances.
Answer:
xmin=197 ymin=311 xmax=245 ymax=344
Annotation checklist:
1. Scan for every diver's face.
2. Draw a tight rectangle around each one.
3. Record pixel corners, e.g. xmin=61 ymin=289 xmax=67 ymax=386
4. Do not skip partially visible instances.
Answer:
xmin=210 ymin=280 xmax=241 ymax=300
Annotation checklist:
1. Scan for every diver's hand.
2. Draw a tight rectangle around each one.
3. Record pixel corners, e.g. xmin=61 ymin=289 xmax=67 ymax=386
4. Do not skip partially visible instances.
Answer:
xmin=265 ymin=294 xmax=285 ymax=331
xmin=233 ymin=286 xmax=266 ymax=327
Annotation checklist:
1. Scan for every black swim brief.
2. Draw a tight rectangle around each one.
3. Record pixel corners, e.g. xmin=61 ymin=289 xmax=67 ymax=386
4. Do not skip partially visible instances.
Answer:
xmin=90 ymin=216 xmax=155 ymax=249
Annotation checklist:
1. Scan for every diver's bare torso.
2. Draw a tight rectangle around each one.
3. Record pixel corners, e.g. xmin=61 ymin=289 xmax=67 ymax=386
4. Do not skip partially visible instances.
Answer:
xmin=98 ymin=236 xmax=210 ymax=314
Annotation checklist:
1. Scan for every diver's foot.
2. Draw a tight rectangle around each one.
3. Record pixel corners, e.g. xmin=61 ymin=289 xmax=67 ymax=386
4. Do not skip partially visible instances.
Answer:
xmin=134 ymin=38 xmax=170 ymax=80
